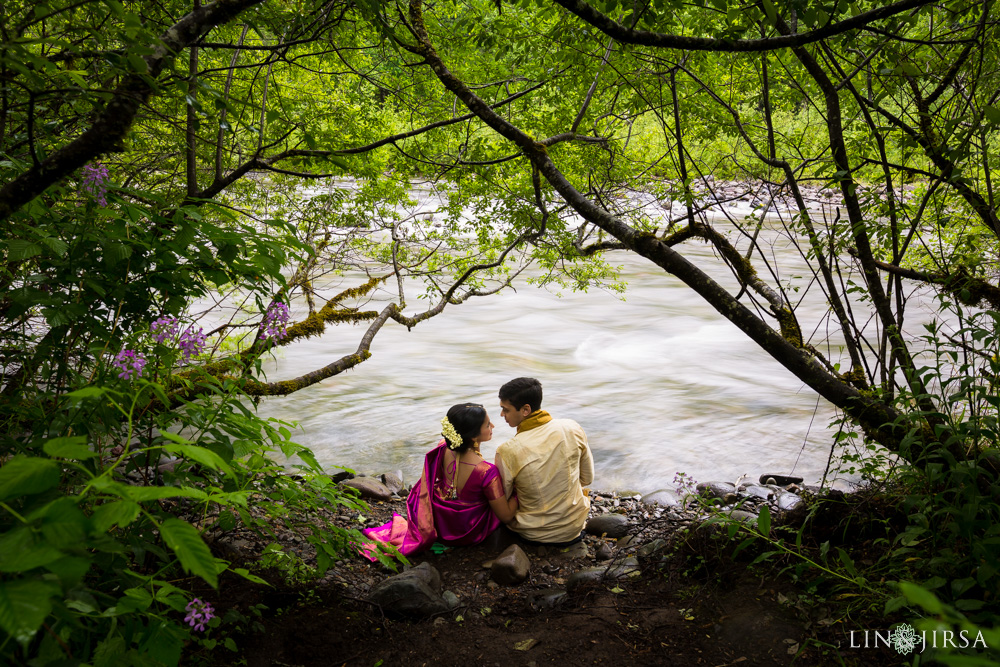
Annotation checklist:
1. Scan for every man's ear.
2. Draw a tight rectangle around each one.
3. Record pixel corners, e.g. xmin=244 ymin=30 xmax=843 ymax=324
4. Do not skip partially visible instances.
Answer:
xmin=520 ymin=404 xmax=532 ymax=416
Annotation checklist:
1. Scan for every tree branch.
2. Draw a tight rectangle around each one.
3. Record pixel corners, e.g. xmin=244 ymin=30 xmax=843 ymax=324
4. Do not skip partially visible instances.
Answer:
xmin=0 ymin=0 xmax=267 ymax=222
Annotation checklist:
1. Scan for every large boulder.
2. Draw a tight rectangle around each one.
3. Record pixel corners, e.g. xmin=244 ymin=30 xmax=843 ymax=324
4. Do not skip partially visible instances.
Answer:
xmin=566 ymin=556 xmax=640 ymax=591
xmin=641 ymin=489 xmax=680 ymax=507
xmin=380 ymin=471 xmax=404 ymax=495
xmin=696 ymin=481 xmax=736 ymax=500
xmin=341 ymin=477 xmax=393 ymax=501
xmin=367 ymin=562 xmax=449 ymax=618
xmin=491 ymin=544 xmax=531 ymax=585
xmin=758 ymin=473 xmax=803 ymax=486
xmin=585 ymin=513 xmax=629 ymax=538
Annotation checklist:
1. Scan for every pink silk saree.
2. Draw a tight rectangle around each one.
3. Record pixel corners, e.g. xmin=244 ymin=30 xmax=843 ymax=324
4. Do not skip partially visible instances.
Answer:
xmin=362 ymin=441 xmax=504 ymax=559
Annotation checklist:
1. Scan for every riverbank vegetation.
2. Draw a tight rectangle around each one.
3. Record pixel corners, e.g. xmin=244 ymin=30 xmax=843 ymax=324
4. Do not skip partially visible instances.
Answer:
xmin=2 ymin=0 xmax=999 ymax=663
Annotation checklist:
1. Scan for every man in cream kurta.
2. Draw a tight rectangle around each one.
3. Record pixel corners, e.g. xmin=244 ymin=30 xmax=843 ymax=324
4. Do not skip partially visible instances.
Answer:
xmin=495 ymin=378 xmax=594 ymax=544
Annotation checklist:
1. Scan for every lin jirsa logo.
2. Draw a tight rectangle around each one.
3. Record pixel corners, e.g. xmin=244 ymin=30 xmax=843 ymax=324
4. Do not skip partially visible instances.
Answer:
xmin=850 ymin=623 xmax=989 ymax=654
xmin=890 ymin=624 xmax=920 ymax=654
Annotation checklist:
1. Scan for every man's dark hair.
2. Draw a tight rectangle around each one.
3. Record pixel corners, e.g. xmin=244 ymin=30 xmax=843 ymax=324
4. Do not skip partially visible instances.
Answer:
xmin=499 ymin=377 xmax=543 ymax=413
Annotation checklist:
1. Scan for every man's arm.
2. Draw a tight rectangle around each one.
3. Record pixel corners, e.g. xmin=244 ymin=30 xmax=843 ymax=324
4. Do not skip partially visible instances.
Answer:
xmin=577 ymin=427 xmax=595 ymax=487
xmin=495 ymin=445 xmax=516 ymax=499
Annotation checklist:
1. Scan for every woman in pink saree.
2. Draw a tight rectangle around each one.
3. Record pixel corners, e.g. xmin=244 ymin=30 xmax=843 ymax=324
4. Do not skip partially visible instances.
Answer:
xmin=362 ymin=404 xmax=518 ymax=559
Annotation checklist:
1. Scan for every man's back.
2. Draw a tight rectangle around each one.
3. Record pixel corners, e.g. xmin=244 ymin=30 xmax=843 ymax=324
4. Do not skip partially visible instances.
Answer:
xmin=496 ymin=417 xmax=594 ymax=543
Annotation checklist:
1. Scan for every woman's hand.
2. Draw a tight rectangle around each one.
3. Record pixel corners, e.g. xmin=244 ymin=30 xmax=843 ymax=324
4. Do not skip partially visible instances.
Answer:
xmin=489 ymin=493 xmax=518 ymax=524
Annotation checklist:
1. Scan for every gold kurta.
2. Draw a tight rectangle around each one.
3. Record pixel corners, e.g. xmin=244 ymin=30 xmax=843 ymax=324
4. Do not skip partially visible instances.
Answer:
xmin=495 ymin=410 xmax=594 ymax=543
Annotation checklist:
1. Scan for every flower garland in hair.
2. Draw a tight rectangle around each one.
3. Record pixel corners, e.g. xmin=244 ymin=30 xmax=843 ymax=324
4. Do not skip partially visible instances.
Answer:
xmin=441 ymin=417 xmax=463 ymax=450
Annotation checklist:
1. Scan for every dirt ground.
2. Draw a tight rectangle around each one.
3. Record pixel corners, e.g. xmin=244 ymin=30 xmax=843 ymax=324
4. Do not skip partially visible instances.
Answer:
xmin=195 ymin=494 xmax=907 ymax=667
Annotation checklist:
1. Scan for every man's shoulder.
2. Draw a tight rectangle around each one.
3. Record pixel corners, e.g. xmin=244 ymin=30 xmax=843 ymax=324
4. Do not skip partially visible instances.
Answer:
xmin=548 ymin=417 xmax=585 ymax=433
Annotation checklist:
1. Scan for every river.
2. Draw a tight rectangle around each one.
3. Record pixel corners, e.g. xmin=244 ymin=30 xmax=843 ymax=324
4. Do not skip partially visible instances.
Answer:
xmin=253 ymin=202 xmax=902 ymax=494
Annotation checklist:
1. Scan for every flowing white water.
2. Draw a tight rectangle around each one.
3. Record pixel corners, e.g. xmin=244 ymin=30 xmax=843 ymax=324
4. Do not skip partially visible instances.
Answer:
xmin=253 ymin=217 xmax=885 ymax=494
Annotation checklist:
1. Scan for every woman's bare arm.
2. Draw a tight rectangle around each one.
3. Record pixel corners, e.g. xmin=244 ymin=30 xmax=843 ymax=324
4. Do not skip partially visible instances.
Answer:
xmin=489 ymin=494 xmax=518 ymax=524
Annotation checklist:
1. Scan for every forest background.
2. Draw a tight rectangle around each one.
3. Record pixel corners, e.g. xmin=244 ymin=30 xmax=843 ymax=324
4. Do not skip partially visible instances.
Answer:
xmin=1 ymin=0 xmax=1000 ymax=663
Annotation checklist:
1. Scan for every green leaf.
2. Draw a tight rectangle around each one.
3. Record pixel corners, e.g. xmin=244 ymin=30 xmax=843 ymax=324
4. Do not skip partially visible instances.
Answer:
xmin=44 ymin=556 xmax=92 ymax=588
xmin=836 ymin=547 xmax=858 ymax=577
xmin=0 ymin=456 xmax=61 ymax=502
xmin=65 ymin=386 xmax=107 ymax=400
xmin=756 ymin=505 xmax=771 ymax=538
xmin=955 ymin=598 xmax=985 ymax=611
xmin=884 ymin=595 xmax=909 ymax=614
xmin=5 ymin=240 xmax=43 ymax=261
xmin=37 ymin=498 xmax=88 ymax=548
xmin=231 ymin=567 xmax=270 ymax=585
xmin=43 ymin=436 xmax=98 ymax=460
xmin=0 ymin=527 xmax=65 ymax=572
xmin=159 ymin=518 xmax=218 ymax=587
xmin=121 ymin=485 xmax=207 ymax=502
xmin=898 ymin=581 xmax=943 ymax=614
xmin=0 ymin=580 xmax=60 ymax=644
xmin=91 ymin=500 xmax=142 ymax=533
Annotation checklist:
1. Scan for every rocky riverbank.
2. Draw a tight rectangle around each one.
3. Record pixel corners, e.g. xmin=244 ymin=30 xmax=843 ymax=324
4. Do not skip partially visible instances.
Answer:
xmin=198 ymin=466 xmax=873 ymax=666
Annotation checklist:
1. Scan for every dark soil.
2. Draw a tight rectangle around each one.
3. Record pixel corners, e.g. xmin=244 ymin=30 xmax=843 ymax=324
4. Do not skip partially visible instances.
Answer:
xmin=194 ymin=493 xmax=905 ymax=667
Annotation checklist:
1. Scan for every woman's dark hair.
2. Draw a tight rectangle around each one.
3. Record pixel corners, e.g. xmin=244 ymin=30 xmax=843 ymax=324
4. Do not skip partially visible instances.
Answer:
xmin=498 ymin=377 xmax=542 ymax=413
xmin=444 ymin=403 xmax=487 ymax=453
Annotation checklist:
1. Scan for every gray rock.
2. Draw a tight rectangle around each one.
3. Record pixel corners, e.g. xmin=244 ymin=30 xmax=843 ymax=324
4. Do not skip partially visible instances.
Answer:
xmin=367 ymin=562 xmax=449 ymax=618
xmin=616 ymin=534 xmax=640 ymax=550
xmin=341 ymin=477 xmax=393 ymax=501
xmin=776 ymin=492 xmax=802 ymax=511
xmin=567 ymin=567 xmax=606 ymax=591
xmin=442 ymin=590 xmax=460 ymax=610
xmin=491 ymin=544 xmax=531 ymax=585
xmin=637 ymin=538 xmax=667 ymax=558
xmin=554 ymin=541 xmax=590 ymax=560
xmin=776 ymin=493 xmax=809 ymax=526
xmin=697 ymin=482 xmax=737 ymax=500
xmin=758 ymin=474 xmax=803 ymax=486
xmin=380 ymin=472 xmax=404 ymax=495
xmin=606 ymin=556 xmax=640 ymax=579
xmin=739 ymin=484 xmax=774 ymax=500
xmin=595 ymin=543 xmax=614 ymax=561
xmin=585 ymin=514 xmax=629 ymax=538
xmin=330 ymin=470 xmax=353 ymax=483
xmin=528 ymin=588 xmax=567 ymax=610
xmin=641 ymin=489 xmax=679 ymax=507
xmin=726 ymin=509 xmax=759 ymax=524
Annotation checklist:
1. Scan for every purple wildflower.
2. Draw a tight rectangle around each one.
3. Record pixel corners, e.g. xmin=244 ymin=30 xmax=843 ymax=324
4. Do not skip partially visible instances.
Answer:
xmin=184 ymin=598 xmax=215 ymax=632
xmin=673 ymin=471 xmax=698 ymax=507
xmin=259 ymin=302 xmax=290 ymax=342
xmin=112 ymin=349 xmax=146 ymax=380
xmin=178 ymin=326 xmax=206 ymax=361
xmin=81 ymin=162 xmax=110 ymax=206
xmin=150 ymin=316 xmax=180 ymax=344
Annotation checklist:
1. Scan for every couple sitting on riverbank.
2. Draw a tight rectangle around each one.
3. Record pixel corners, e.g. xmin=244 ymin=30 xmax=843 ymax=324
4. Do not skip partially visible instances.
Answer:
xmin=362 ymin=377 xmax=595 ymax=558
